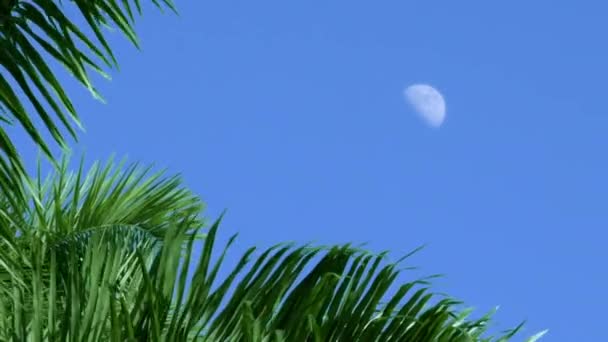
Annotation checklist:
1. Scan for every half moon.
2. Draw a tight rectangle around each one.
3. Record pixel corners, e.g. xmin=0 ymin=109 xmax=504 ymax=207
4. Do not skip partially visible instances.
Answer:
xmin=404 ymin=84 xmax=446 ymax=128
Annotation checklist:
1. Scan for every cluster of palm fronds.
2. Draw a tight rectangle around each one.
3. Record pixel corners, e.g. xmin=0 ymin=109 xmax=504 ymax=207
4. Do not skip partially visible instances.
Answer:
xmin=0 ymin=155 xmax=546 ymax=341
xmin=0 ymin=0 xmax=546 ymax=341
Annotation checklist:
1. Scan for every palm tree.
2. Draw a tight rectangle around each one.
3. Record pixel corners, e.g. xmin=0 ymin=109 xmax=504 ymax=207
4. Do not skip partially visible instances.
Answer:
xmin=0 ymin=1 xmax=546 ymax=341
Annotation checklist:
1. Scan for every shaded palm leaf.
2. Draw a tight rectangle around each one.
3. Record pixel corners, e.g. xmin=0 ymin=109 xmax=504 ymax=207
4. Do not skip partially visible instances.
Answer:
xmin=0 ymin=0 xmax=175 ymax=202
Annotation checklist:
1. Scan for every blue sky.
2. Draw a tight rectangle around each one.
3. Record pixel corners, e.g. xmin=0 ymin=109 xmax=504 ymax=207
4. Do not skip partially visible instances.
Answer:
xmin=13 ymin=1 xmax=608 ymax=340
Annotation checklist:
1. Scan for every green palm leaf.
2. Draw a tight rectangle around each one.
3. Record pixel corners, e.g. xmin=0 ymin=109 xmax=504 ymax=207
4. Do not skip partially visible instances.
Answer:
xmin=0 ymin=0 xmax=175 ymax=202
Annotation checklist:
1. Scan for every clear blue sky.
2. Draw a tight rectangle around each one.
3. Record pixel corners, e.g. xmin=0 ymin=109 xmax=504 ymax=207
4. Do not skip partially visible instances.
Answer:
xmin=14 ymin=1 xmax=608 ymax=340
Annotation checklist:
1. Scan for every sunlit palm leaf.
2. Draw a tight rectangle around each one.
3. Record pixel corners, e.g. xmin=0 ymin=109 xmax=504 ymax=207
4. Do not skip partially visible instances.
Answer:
xmin=0 ymin=152 xmax=203 ymax=338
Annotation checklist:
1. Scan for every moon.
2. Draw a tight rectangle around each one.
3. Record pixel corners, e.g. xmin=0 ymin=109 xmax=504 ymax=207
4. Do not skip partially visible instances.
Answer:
xmin=404 ymin=84 xmax=446 ymax=128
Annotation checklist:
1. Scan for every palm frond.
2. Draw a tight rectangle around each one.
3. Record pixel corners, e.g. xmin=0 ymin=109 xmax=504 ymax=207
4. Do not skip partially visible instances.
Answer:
xmin=18 ymin=151 xmax=203 ymax=236
xmin=0 ymin=164 xmax=545 ymax=341
xmin=146 ymin=217 xmax=532 ymax=342
xmin=0 ymin=0 xmax=175 ymax=200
